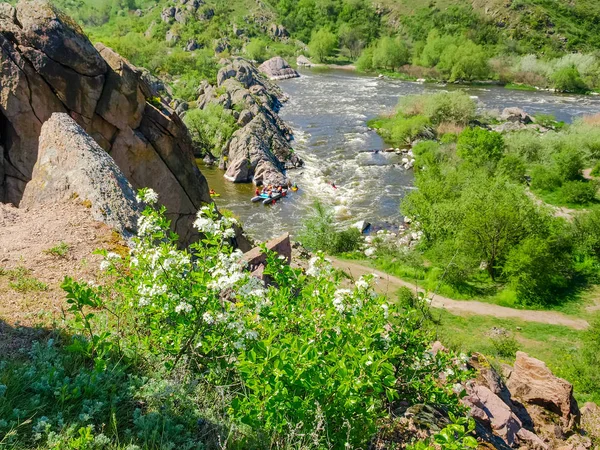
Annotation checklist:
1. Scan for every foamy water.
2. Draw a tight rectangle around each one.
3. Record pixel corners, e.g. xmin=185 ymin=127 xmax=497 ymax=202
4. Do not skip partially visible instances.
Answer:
xmin=201 ymin=69 xmax=600 ymax=241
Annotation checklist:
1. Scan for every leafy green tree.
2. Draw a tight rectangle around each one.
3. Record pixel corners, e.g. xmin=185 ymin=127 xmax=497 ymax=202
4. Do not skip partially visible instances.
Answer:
xmin=457 ymin=179 xmax=546 ymax=280
xmin=372 ymin=36 xmax=409 ymax=70
xmin=437 ymin=41 xmax=489 ymax=81
xmin=551 ymin=65 xmax=589 ymax=93
xmin=183 ymin=105 xmax=238 ymax=156
xmin=338 ymin=22 xmax=365 ymax=58
xmin=356 ymin=46 xmax=375 ymax=71
xmin=309 ymin=28 xmax=337 ymax=62
xmin=457 ymin=128 xmax=505 ymax=165
xmin=504 ymin=235 xmax=573 ymax=305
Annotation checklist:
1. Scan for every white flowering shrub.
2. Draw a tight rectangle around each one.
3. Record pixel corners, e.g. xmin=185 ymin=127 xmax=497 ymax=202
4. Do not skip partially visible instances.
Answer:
xmin=58 ymin=189 xmax=471 ymax=448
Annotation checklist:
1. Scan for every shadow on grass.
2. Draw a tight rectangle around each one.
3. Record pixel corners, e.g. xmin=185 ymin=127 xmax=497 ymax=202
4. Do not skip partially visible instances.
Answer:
xmin=0 ymin=320 xmax=236 ymax=450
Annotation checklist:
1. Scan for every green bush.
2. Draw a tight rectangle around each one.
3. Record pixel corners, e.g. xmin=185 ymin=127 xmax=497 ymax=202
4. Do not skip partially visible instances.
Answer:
xmin=551 ymin=65 xmax=589 ymax=93
xmin=504 ymin=236 xmax=573 ymax=305
xmin=591 ymin=161 xmax=600 ymax=177
xmin=299 ymin=200 xmax=363 ymax=254
xmin=245 ymin=38 xmax=270 ymax=62
xmin=560 ymin=180 xmax=598 ymax=204
xmin=490 ymin=332 xmax=520 ymax=358
xmin=530 ymin=165 xmax=562 ymax=191
xmin=25 ymin=193 xmax=469 ymax=449
xmin=356 ymin=47 xmax=375 ymax=72
xmin=553 ymin=148 xmax=584 ymax=181
xmin=399 ymin=91 xmax=476 ymax=125
xmin=457 ymin=128 xmax=505 ymax=165
xmin=183 ymin=104 xmax=238 ymax=156
xmin=390 ymin=115 xmax=431 ymax=145
xmin=497 ymin=154 xmax=527 ymax=182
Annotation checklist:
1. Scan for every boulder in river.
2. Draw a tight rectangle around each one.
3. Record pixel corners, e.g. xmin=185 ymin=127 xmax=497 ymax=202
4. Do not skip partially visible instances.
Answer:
xmin=296 ymin=55 xmax=312 ymax=67
xmin=501 ymin=107 xmax=534 ymax=124
xmin=258 ymin=56 xmax=299 ymax=81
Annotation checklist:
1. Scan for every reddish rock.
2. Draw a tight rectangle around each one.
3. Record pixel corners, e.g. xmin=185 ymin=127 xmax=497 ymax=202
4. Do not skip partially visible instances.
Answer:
xmin=506 ymin=352 xmax=580 ymax=430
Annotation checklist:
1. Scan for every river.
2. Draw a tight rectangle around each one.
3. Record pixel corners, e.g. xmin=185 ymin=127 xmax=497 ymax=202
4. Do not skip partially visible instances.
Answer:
xmin=201 ymin=69 xmax=600 ymax=241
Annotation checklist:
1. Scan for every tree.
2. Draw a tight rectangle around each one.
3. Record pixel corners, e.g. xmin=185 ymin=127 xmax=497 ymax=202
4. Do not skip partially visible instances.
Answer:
xmin=504 ymin=235 xmax=573 ymax=305
xmin=356 ymin=47 xmax=374 ymax=72
xmin=551 ymin=65 xmax=589 ymax=93
xmin=245 ymin=38 xmax=269 ymax=63
xmin=338 ymin=22 xmax=365 ymax=59
xmin=309 ymin=28 xmax=337 ymax=62
xmin=457 ymin=180 xmax=546 ymax=281
xmin=457 ymin=128 xmax=505 ymax=165
xmin=372 ymin=36 xmax=409 ymax=70
xmin=437 ymin=40 xmax=489 ymax=81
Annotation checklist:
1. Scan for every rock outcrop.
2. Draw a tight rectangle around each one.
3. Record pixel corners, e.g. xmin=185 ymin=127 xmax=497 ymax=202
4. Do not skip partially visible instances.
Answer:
xmin=21 ymin=113 xmax=139 ymax=237
xmin=296 ymin=55 xmax=313 ymax=67
xmin=258 ymin=56 xmax=299 ymax=81
xmin=197 ymin=57 xmax=302 ymax=186
xmin=464 ymin=353 xmax=585 ymax=449
xmin=505 ymin=351 xmax=580 ymax=430
xmin=0 ymin=0 xmax=212 ymax=245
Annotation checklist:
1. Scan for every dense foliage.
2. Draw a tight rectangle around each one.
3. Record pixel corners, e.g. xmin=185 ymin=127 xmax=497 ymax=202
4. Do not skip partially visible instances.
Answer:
xmin=0 ymin=190 xmax=472 ymax=448
xmin=368 ymin=93 xmax=600 ymax=307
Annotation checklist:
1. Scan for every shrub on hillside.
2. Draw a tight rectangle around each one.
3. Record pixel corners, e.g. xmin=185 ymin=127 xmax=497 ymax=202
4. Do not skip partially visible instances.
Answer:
xmin=183 ymin=104 xmax=238 ymax=156
xmin=530 ymin=165 xmax=562 ymax=191
xmin=560 ymin=180 xmax=598 ymax=204
xmin=39 ymin=191 xmax=470 ymax=448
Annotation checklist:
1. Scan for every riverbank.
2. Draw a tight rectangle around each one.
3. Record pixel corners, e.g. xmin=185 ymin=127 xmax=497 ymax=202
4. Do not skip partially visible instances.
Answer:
xmin=205 ymin=69 xmax=600 ymax=241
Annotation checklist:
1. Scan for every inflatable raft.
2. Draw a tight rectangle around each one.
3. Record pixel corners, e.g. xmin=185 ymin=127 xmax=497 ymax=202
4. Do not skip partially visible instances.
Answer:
xmin=251 ymin=192 xmax=284 ymax=205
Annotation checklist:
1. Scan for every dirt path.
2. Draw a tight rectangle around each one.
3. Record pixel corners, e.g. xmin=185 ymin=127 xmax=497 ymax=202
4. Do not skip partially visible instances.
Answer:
xmin=330 ymin=257 xmax=589 ymax=330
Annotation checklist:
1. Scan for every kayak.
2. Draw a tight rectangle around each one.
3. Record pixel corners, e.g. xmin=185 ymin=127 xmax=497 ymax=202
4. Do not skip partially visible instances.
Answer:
xmin=210 ymin=193 xmax=221 ymax=198
xmin=291 ymin=187 xmax=298 ymax=192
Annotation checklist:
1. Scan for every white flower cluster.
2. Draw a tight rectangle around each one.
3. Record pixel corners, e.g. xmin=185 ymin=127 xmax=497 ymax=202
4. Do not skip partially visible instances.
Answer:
xmin=193 ymin=206 xmax=238 ymax=239
xmin=100 ymin=251 xmax=121 ymax=271
xmin=138 ymin=214 xmax=162 ymax=236
xmin=306 ymin=255 xmax=333 ymax=278
xmin=332 ymin=289 xmax=352 ymax=314
xmin=207 ymin=250 xmax=246 ymax=292
xmin=136 ymin=188 xmax=159 ymax=205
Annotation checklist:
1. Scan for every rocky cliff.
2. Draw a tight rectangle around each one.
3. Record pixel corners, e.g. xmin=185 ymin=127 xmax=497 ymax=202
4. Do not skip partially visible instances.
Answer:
xmin=197 ymin=57 xmax=303 ymax=186
xmin=0 ymin=0 xmax=212 ymax=244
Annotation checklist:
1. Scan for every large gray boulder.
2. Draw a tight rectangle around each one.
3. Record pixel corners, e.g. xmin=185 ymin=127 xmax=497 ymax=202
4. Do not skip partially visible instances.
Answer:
xmin=21 ymin=113 xmax=139 ymax=237
xmin=258 ymin=57 xmax=299 ymax=81
xmin=0 ymin=0 xmax=213 ymax=245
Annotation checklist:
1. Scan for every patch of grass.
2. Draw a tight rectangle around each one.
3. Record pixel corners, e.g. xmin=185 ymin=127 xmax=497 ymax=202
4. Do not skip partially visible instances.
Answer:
xmin=504 ymin=82 xmax=537 ymax=91
xmin=44 ymin=242 xmax=70 ymax=258
xmin=0 ymin=266 xmax=48 ymax=293
xmin=431 ymin=308 xmax=600 ymax=403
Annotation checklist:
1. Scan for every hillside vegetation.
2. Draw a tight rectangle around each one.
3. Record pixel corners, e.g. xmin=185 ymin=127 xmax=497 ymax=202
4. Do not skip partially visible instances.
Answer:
xmin=49 ymin=0 xmax=600 ymax=94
